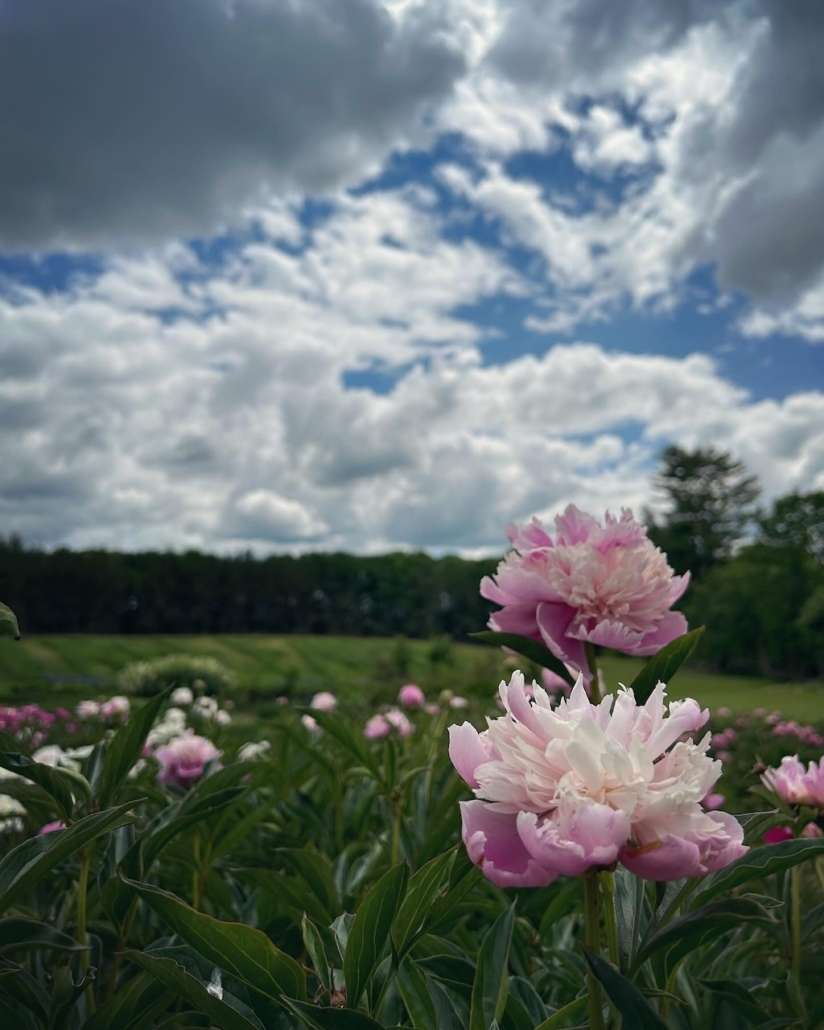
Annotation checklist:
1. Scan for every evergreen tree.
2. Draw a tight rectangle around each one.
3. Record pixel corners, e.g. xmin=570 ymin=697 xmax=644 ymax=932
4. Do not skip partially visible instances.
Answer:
xmin=649 ymin=446 xmax=760 ymax=578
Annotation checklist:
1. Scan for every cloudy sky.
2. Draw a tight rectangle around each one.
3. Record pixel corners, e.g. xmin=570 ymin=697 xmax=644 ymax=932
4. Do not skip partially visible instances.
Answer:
xmin=2 ymin=0 xmax=823 ymax=555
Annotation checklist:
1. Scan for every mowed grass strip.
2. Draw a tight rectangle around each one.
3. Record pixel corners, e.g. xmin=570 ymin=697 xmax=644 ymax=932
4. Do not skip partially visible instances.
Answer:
xmin=0 ymin=634 xmax=822 ymax=721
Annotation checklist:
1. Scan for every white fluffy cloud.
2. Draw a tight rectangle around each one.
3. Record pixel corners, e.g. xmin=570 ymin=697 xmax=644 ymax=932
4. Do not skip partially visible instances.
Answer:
xmin=2 ymin=194 xmax=822 ymax=554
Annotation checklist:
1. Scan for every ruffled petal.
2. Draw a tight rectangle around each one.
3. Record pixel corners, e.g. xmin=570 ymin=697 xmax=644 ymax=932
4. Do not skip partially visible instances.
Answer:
xmin=460 ymin=801 xmax=557 ymax=888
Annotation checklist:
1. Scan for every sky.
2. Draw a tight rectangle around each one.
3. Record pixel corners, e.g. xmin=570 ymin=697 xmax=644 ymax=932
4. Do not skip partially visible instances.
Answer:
xmin=1 ymin=0 xmax=823 ymax=556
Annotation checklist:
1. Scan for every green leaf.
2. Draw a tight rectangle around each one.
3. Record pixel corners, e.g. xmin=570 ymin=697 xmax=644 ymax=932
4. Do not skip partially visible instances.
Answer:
xmin=628 ymin=627 xmax=705 ymax=703
xmin=125 ymin=950 xmax=265 ymax=1030
xmin=533 ymin=996 xmax=588 ymax=1029
xmin=469 ymin=632 xmax=574 ymax=686
xmin=96 ymin=689 xmax=171 ymax=806
xmin=469 ymin=903 xmax=515 ymax=1030
xmin=80 ymin=971 xmax=173 ymax=1030
xmin=123 ymin=877 xmax=305 ymax=1002
xmin=699 ymin=979 xmax=769 ymax=1025
xmin=635 ymin=896 xmax=776 ymax=980
xmin=343 ymin=862 xmax=408 ymax=1008
xmin=305 ymin=710 xmax=381 ymax=780
xmin=281 ymin=998 xmax=387 ymax=1029
xmin=0 ymin=751 xmax=90 ymax=820
xmin=585 ymin=952 xmax=666 ymax=1029
xmin=0 ymin=603 xmax=20 ymax=640
xmin=392 ymin=848 xmax=456 ymax=956
xmin=0 ymin=800 xmax=138 ymax=915
xmin=396 ymin=956 xmax=438 ymax=1028
xmin=301 ymin=914 xmax=333 ymax=992
xmin=692 ymin=836 xmax=824 ymax=906
xmin=0 ymin=917 xmax=81 ymax=954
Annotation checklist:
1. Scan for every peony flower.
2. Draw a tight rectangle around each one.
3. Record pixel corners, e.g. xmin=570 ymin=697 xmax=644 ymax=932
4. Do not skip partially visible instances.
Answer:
xmin=301 ymin=714 xmax=319 ymax=734
xmin=310 ymin=692 xmax=337 ymax=712
xmin=76 ymin=700 xmax=100 ymax=719
xmin=0 ymin=792 xmax=25 ymax=833
xmin=238 ymin=740 xmax=271 ymax=761
xmin=702 ymin=792 xmax=725 ymax=810
xmin=193 ymin=696 xmax=219 ymax=719
xmin=763 ymin=825 xmax=795 ymax=845
xmin=364 ymin=714 xmax=391 ymax=740
xmin=155 ymin=733 xmax=221 ymax=789
xmin=449 ymin=696 xmax=468 ymax=709
xmin=100 ymin=695 xmax=130 ymax=720
xmin=385 ymin=708 xmax=414 ymax=738
xmin=448 ymin=671 xmax=745 ymax=885
xmin=398 ymin=684 xmax=425 ymax=708
xmin=481 ymin=506 xmax=689 ymax=683
xmin=171 ymin=686 xmax=194 ymax=706
xmin=763 ymin=755 xmax=824 ymax=808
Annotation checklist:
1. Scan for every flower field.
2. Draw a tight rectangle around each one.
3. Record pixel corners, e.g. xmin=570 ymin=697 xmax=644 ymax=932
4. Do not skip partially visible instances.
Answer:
xmin=1 ymin=507 xmax=823 ymax=1028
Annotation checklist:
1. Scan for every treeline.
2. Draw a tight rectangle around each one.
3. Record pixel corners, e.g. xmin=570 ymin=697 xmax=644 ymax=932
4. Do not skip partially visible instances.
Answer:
xmin=1 ymin=447 xmax=822 ymax=679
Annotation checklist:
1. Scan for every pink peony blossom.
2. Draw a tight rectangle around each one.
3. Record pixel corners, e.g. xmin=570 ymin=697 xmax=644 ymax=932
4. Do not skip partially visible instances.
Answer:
xmin=763 ymin=755 xmax=824 ymax=808
xmin=100 ymin=695 xmax=130 ymax=720
xmin=448 ymin=671 xmax=744 ymax=886
xmin=481 ymin=506 xmax=690 ymax=683
xmin=364 ymin=714 xmax=391 ymax=739
xmin=449 ymin=696 xmax=468 ymax=709
xmin=385 ymin=708 xmax=414 ymax=737
xmin=398 ymin=684 xmax=425 ymax=708
xmin=424 ymin=703 xmax=441 ymax=716
xmin=301 ymin=714 xmax=319 ymax=734
xmin=76 ymin=700 xmax=100 ymax=719
xmin=155 ymin=733 xmax=221 ymax=789
xmin=763 ymin=825 xmax=795 ymax=845
xmin=310 ymin=692 xmax=337 ymax=712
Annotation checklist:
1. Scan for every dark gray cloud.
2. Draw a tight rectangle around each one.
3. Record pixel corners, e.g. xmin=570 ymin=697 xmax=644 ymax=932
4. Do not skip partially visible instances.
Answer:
xmin=0 ymin=0 xmax=464 ymax=249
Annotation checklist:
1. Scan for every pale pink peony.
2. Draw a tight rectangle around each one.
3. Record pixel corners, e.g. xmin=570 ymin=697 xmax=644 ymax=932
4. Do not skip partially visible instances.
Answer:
xmin=481 ymin=506 xmax=689 ymax=682
xmin=301 ymin=714 xmax=320 ymax=734
xmin=155 ymin=733 xmax=221 ymax=789
xmin=448 ymin=671 xmax=744 ymax=885
xmin=311 ymin=692 xmax=337 ymax=712
xmin=385 ymin=708 xmax=414 ymax=737
xmin=364 ymin=714 xmax=391 ymax=739
xmin=702 ymin=792 xmax=726 ymax=810
xmin=100 ymin=695 xmax=130 ymax=720
xmin=76 ymin=700 xmax=100 ymax=719
xmin=762 ymin=755 xmax=824 ymax=808
xmin=398 ymin=684 xmax=425 ymax=708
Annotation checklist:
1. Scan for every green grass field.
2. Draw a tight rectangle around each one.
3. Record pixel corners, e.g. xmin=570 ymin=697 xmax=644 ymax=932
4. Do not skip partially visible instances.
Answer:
xmin=1 ymin=633 xmax=822 ymax=721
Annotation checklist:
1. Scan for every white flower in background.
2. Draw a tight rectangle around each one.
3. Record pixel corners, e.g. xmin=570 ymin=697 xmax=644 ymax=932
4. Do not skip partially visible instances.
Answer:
xmin=214 ymin=710 xmax=232 ymax=726
xmin=302 ymin=714 xmax=319 ymax=734
xmin=238 ymin=740 xmax=271 ymax=761
xmin=32 ymin=745 xmax=79 ymax=771
xmin=171 ymin=686 xmax=194 ymax=705
xmin=76 ymin=700 xmax=100 ymax=718
xmin=0 ymin=793 xmax=25 ymax=832
xmin=146 ymin=707 xmax=188 ymax=749
xmin=128 ymin=758 xmax=147 ymax=780
xmin=310 ymin=691 xmax=337 ymax=712
xmin=193 ymin=696 xmax=219 ymax=719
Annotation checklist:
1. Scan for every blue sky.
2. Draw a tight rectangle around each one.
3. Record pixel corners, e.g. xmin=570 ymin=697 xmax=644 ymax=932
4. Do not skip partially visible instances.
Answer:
xmin=1 ymin=0 xmax=823 ymax=554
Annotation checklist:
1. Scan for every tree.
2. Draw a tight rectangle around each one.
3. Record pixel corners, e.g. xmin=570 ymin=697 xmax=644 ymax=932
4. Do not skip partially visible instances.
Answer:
xmin=649 ymin=446 xmax=760 ymax=578
xmin=758 ymin=491 xmax=824 ymax=563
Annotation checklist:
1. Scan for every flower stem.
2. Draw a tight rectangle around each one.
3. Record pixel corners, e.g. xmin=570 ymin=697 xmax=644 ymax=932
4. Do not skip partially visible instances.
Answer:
xmin=77 ymin=848 xmax=96 ymax=1013
xmin=601 ymin=871 xmax=620 ymax=968
xmin=390 ymin=795 xmax=402 ymax=866
xmin=583 ymin=872 xmax=606 ymax=1030
xmin=791 ymin=864 xmax=802 ymax=981
xmin=585 ymin=643 xmax=601 ymax=703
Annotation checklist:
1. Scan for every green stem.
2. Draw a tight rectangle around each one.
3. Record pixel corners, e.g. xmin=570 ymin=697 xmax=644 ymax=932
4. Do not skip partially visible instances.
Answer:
xmin=601 ymin=872 xmax=620 ymax=968
xmin=77 ymin=848 xmax=96 ymax=1012
xmin=192 ymin=833 xmax=202 ymax=911
xmin=390 ymin=795 xmax=402 ymax=866
xmin=791 ymin=865 xmax=802 ymax=981
xmin=585 ymin=643 xmax=601 ymax=703
xmin=584 ymin=872 xmax=606 ymax=1030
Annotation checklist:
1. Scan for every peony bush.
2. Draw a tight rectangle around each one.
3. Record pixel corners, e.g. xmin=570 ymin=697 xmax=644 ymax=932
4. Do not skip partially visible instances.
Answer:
xmin=0 ymin=507 xmax=822 ymax=1029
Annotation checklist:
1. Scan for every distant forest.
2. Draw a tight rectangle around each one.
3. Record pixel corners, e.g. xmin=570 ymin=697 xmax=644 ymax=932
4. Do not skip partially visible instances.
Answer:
xmin=2 ymin=448 xmax=823 ymax=679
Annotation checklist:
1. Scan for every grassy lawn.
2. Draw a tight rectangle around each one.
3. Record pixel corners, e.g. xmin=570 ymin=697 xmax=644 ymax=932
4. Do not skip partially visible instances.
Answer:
xmin=0 ymin=634 xmax=821 ymax=721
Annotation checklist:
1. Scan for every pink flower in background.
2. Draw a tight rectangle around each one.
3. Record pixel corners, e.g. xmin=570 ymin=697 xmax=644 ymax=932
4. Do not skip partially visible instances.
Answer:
xmin=76 ymin=700 xmax=100 ymax=719
xmin=449 ymin=696 xmax=468 ymax=709
xmin=39 ymin=820 xmax=65 ymax=835
xmin=717 ymin=706 xmax=732 ymax=718
xmin=448 ymin=671 xmax=744 ymax=886
xmin=100 ymin=695 xmax=130 ymax=720
xmin=424 ymin=703 xmax=440 ymax=716
xmin=398 ymin=684 xmax=425 ymax=708
xmin=711 ymin=729 xmax=737 ymax=749
xmin=763 ymin=826 xmax=795 ymax=844
xmin=301 ymin=715 xmax=319 ymax=734
xmin=716 ymin=750 xmax=733 ymax=764
xmin=310 ymin=692 xmax=337 ymax=712
xmin=763 ymin=755 xmax=824 ymax=808
xmin=702 ymin=792 xmax=725 ymax=810
xmin=364 ymin=714 xmax=391 ymax=740
xmin=155 ymin=734 xmax=221 ymax=788
xmin=385 ymin=708 xmax=414 ymax=737
xmin=481 ymin=506 xmax=689 ymax=684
